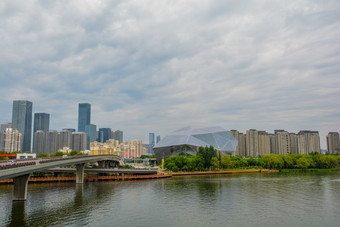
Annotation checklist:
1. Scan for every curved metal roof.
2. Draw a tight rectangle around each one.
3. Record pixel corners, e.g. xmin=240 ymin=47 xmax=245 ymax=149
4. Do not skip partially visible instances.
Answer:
xmin=154 ymin=126 xmax=238 ymax=151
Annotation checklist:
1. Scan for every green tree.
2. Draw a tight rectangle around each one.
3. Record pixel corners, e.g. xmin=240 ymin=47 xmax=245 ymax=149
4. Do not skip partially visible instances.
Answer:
xmin=221 ymin=156 xmax=232 ymax=169
xmin=282 ymin=155 xmax=295 ymax=169
xmin=296 ymin=157 xmax=310 ymax=169
xmin=69 ymin=150 xmax=80 ymax=156
xmin=37 ymin=153 xmax=49 ymax=158
xmin=263 ymin=154 xmax=284 ymax=169
xmin=198 ymin=146 xmax=217 ymax=169
xmin=210 ymin=157 xmax=220 ymax=170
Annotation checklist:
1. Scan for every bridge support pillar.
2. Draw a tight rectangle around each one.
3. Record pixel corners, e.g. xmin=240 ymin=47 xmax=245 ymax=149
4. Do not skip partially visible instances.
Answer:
xmin=13 ymin=174 xmax=30 ymax=201
xmin=98 ymin=161 xmax=105 ymax=168
xmin=76 ymin=164 xmax=85 ymax=184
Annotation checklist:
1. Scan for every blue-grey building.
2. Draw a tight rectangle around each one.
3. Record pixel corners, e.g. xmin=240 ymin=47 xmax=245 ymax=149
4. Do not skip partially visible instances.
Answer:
xmin=149 ymin=133 xmax=155 ymax=145
xmin=78 ymin=103 xmax=91 ymax=132
xmin=85 ymin=124 xmax=96 ymax=149
xmin=33 ymin=113 xmax=50 ymax=133
xmin=33 ymin=113 xmax=50 ymax=153
xmin=98 ymin=128 xmax=111 ymax=143
xmin=156 ymin=135 xmax=161 ymax=144
xmin=112 ymin=130 xmax=123 ymax=143
xmin=12 ymin=100 xmax=33 ymax=152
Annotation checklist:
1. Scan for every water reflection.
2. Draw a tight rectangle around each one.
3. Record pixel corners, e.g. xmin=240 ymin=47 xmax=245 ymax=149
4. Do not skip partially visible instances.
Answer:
xmin=1 ymin=173 xmax=339 ymax=227
xmin=7 ymin=201 xmax=26 ymax=227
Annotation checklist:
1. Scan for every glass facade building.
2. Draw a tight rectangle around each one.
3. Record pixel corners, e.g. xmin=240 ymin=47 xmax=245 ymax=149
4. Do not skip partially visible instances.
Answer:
xmin=78 ymin=103 xmax=91 ymax=132
xmin=33 ymin=113 xmax=50 ymax=152
xmin=98 ymin=128 xmax=111 ymax=143
xmin=12 ymin=100 xmax=33 ymax=152
xmin=154 ymin=126 xmax=238 ymax=160
xmin=85 ymin=124 xmax=97 ymax=149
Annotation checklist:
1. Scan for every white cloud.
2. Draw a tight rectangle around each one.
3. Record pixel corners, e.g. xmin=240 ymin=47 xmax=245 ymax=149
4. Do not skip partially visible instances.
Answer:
xmin=1 ymin=0 xmax=339 ymax=148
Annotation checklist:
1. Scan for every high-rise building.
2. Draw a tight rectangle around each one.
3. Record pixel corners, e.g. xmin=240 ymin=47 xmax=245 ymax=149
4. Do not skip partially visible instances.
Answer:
xmin=0 ymin=128 xmax=21 ymax=152
xmin=33 ymin=113 xmax=50 ymax=152
xmin=59 ymin=130 xmax=71 ymax=149
xmin=112 ymin=130 xmax=123 ymax=144
xmin=132 ymin=139 xmax=143 ymax=157
xmin=99 ymin=128 xmax=111 ymax=143
xmin=34 ymin=130 xmax=45 ymax=154
xmin=12 ymin=100 xmax=33 ymax=152
xmin=46 ymin=130 xmax=59 ymax=154
xmin=297 ymin=130 xmax=320 ymax=154
xmin=246 ymin=129 xmax=259 ymax=156
xmin=230 ymin=130 xmax=240 ymax=155
xmin=327 ymin=132 xmax=340 ymax=154
xmin=289 ymin=133 xmax=298 ymax=154
xmin=63 ymin=128 xmax=76 ymax=133
xmin=275 ymin=130 xmax=290 ymax=155
xmin=149 ymin=133 xmax=155 ymax=154
xmin=85 ymin=124 xmax=96 ymax=149
xmin=238 ymin=133 xmax=246 ymax=156
xmin=149 ymin=133 xmax=155 ymax=145
xmin=33 ymin=113 xmax=50 ymax=133
xmin=1 ymin=122 xmax=12 ymax=132
xmin=78 ymin=103 xmax=91 ymax=132
xmin=71 ymin=132 xmax=87 ymax=152
xmin=258 ymin=131 xmax=271 ymax=156
xmin=156 ymin=135 xmax=161 ymax=144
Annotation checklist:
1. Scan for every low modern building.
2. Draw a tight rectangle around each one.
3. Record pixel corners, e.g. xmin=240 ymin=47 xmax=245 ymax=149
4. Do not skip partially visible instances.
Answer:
xmin=153 ymin=126 xmax=238 ymax=161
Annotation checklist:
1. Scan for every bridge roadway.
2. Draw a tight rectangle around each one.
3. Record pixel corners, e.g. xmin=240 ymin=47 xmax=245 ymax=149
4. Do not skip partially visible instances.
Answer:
xmin=44 ymin=167 xmax=158 ymax=175
xmin=0 ymin=155 xmax=124 ymax=201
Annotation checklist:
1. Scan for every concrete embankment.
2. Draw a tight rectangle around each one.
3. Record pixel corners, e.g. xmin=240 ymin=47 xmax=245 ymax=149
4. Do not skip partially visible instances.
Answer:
xmin=0 ymin=169 xmax=278 ymax=184
xmin=172 ymin=169 xmax=276 ymax=176
xmin=0 ymin=173 xmax=172 ymax=183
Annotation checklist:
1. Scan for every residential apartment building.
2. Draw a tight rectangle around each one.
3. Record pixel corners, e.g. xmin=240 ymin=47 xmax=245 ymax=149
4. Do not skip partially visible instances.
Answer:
xmin=326 ymin=132 xmax=340 ymax=154
xmin=246 ymin=129 xmax=259 ymax=156
xmin=0 ymin=128 xmax=21 ymax=152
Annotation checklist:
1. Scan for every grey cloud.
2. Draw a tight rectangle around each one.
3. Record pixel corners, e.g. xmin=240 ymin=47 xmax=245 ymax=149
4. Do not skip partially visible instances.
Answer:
xmin=1 ymin=0 xmax=339 ymax=148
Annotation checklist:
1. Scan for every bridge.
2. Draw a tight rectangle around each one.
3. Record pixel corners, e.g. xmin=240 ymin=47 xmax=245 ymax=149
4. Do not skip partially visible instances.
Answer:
xmin=0 ymin=155 xmax=124 ymax=201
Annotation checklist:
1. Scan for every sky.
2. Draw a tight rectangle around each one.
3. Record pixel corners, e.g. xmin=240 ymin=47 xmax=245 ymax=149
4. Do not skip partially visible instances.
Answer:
xmin=1 ymin=0 xmax=339 ymax=149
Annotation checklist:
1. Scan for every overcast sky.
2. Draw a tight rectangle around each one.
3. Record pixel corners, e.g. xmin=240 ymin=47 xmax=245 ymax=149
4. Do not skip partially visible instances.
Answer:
xmin=1 ymin=0 xmax=339 ymax=149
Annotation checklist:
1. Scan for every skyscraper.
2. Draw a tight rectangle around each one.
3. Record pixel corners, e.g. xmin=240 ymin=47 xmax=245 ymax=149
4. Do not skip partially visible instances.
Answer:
xmin=33 ymin=113 xmax=50 ymax=133
xmin=33 ymin=113 xmax=50 ymax=152
xmin=71 ymin=132 xmax=87 ymax=152
xmin=85 ymin=124 xmax=96 ymax=149
xmin=78 ymin=103 xmax=91 ymax=132
xmin=34 ymin=130 xmax=45 ymax=154
xmin=149 ymin=133 xmax=155 ymax=154
xmin=112 ymin=130 xmax=123 ymax=144
xmin=156 ymin=135 xmax=161 ymax=144
xmin=46 ymin=130 xmax=59 ymax=154
xmin=99 ymin=128 xmax=111 ymax=143
xmin=59 ymin=130 xmax=71 ymax=149
xmin=12 ymin=100 xmax=33 ymax=152
xmin=149 ymin=133 xmax=155 ymax=145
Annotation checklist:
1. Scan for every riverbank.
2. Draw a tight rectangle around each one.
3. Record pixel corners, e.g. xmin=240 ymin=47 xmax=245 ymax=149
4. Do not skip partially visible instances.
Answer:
xmin=172 ymin=169 xmax=276 ymax=176
xmin=0 ymin=173 xmax=172 ymax=184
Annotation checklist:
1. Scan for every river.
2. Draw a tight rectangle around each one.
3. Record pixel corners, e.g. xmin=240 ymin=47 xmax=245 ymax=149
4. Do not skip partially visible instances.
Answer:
xmin=0 ymin=172 xmax=339 ymax=227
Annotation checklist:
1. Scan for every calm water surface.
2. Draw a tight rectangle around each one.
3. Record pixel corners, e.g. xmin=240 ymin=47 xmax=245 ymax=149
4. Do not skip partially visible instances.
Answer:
xmin=0 ymin=172 xmax=339 ymax=227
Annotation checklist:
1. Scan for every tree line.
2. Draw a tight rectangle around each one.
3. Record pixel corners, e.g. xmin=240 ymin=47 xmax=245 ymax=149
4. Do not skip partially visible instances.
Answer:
xmin=164 ymin=146 xmax=340 ymax=172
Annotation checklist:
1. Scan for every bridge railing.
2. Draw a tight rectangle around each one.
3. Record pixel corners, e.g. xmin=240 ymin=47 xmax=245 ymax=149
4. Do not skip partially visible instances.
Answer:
xmin=0 ymin=162 xmax=36 ymax=170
